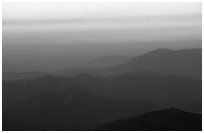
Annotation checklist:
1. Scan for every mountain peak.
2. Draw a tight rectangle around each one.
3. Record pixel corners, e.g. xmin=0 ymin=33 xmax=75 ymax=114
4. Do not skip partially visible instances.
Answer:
xmin=141 ymin=48 xmax=174 ymax=57
xmin=114 ymin=48 xmax=201 ymax=79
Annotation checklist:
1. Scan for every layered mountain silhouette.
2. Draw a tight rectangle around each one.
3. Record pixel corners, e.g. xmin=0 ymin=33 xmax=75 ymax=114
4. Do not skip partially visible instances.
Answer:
xmin=95 ymin=108 xmax=202 ymax=131
xmin=54 ymin=48 xmax=201 ymax=80
xmin=112 ymin=48 xmax=201 ymax=79
xmin=3 ymin=48 xmax=201 ymax=80
xmin=2 ymin=48 xmax=202 ymax=131
xmin=3 ymin=71 xmax=201 ymax=114
xmin=3 ymin=87 xmax=157 ymax=131
xmin=86 ymin=56 xmax=130 ymax=67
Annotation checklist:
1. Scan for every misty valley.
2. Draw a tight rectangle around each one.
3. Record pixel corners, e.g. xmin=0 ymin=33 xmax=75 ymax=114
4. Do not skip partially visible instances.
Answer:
xmin=2 ymin=48 xmax=202 ymax=131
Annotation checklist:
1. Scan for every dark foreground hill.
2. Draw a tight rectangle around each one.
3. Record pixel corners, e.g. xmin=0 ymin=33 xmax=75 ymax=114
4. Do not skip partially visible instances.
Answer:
xmin=3 ymin=71 xmax=202 ymax=130
xmin=95 ymin=108 xmax=202 ymax=131
xmin=3 ymin=88 xmax=157 ymax=131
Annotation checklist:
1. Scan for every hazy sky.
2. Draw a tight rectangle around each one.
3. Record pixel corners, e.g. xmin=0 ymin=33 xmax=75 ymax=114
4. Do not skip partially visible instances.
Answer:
xmin=2 ymin=2 xmax=202 ymax=71
xmin=3 ymin=2 xmax=201 ymax=19
xmin=3 ymin=2 xmax=201 ymax=42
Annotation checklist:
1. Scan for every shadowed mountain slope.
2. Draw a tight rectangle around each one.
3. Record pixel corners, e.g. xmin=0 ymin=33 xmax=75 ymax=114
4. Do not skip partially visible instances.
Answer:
xmin=112 ymin=48 xmax=201 ymax=79
xmin=55 ymin=48 xmax=201 ymax=80
xmin=3 ymin=87 xmax=157 ymax=131
xmin=3 ymin=49 xmax=201 ymax=80
xmin=95 ymin=108 xmax=202 ymax=131
xmin=3 ymin=71 xmax=201 ymax=112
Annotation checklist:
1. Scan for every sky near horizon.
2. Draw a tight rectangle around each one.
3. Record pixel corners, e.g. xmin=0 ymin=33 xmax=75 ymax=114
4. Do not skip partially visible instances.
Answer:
xmin=2 ymin=2 xmax=202 ymax=70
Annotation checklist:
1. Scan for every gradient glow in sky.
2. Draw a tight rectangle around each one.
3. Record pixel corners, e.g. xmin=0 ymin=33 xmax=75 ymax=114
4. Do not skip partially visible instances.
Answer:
xmin=2 ymin=2 xmax=202 ymax=70
xmin=3 ymin=2 xmax=201 ymax=36
xmin=3 ymin=2 xmax=201 ymax=20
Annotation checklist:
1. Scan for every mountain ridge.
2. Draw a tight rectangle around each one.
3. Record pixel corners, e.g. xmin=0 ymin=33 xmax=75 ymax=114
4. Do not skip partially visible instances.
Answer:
xmin=95 ymin=108 xmax=202 ymax=131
